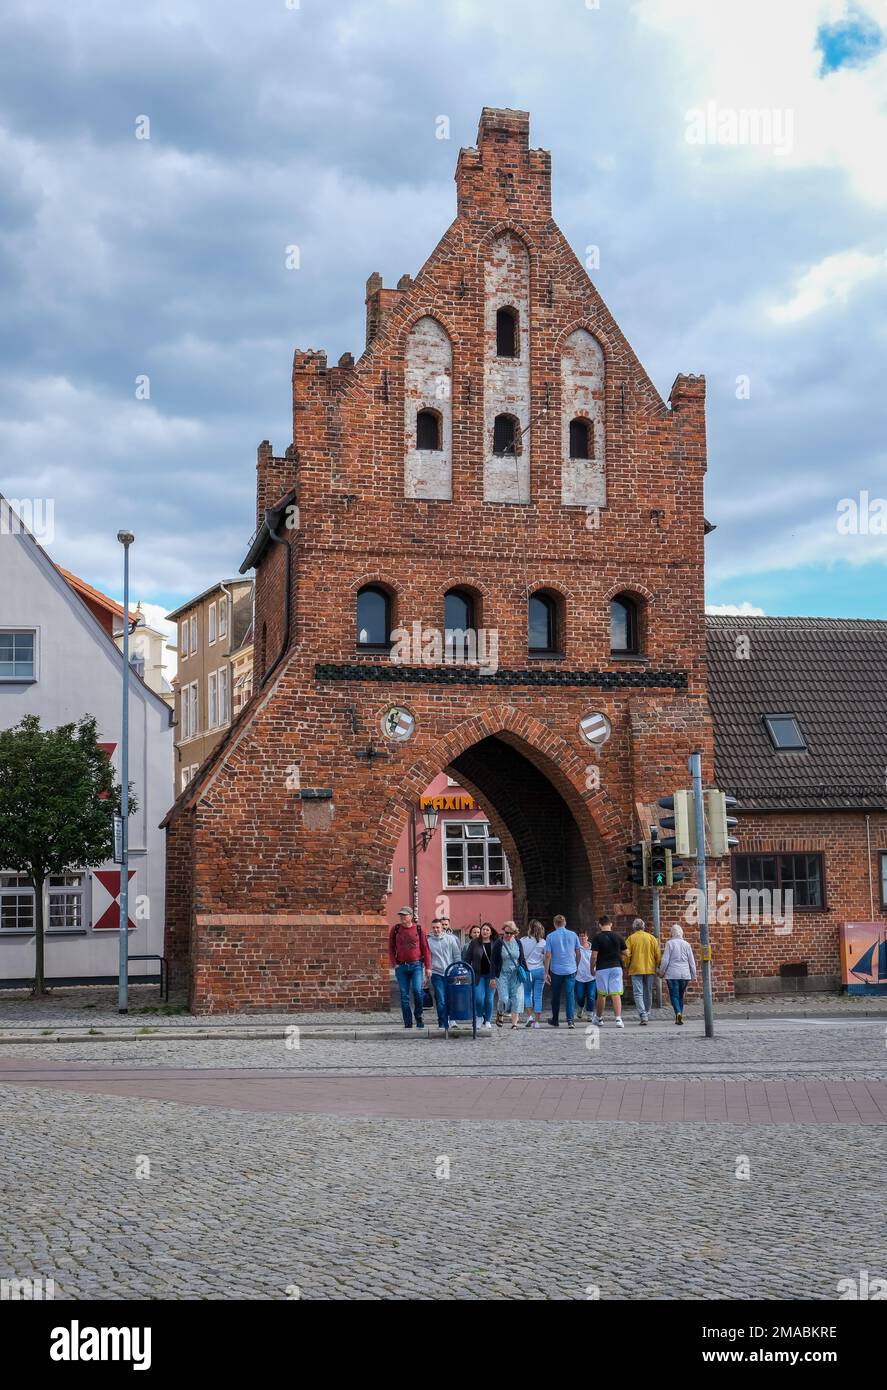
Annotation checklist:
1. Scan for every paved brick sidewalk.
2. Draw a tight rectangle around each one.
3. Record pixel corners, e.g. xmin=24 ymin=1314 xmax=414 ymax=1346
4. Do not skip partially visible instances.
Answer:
xmin=2 ymin=1057 xmax=886 ymax=1123
xmin=1 ymin=1083 xmax=884 ymax=1300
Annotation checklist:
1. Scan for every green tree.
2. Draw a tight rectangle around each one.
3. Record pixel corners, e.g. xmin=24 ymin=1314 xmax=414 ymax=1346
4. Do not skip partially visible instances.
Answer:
xmin=0 ymin=715 xmax=134 ymax=995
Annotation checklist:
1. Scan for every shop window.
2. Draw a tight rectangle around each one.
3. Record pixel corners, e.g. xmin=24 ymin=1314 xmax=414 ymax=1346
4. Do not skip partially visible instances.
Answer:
xmin=444 ymin=822 xmax=509 ymax=888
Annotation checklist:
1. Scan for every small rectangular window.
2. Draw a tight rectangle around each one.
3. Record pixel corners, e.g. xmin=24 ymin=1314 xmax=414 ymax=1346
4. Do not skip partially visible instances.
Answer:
xmin=218 ymin=667 xmax=229 ymax=724
xmin=180 ymin=621 xmax=189 ymax=659
xmin=219 ymin=597 xmax=228 ymax=639
xmin=48 ymin=873 xmax=84 ymax=930
xmin=0 ymin=873 xmax=35 ymax=930
xmin=189 ymin=683 xmax=198 ymax=736
xmin=208 ymin=603 xmax=217 ymax=645
xmin=732 ymin=852 xmax=823 ymax=909
xmin=763 ymin=714 xmax=806 ymax=750
xmin=190 ymin=615 xmax=198 ymax=655
xmin=0 ymin=630 xmax=36 ymax=680
xmin=208 ymin=672 xmax=218 ymax=728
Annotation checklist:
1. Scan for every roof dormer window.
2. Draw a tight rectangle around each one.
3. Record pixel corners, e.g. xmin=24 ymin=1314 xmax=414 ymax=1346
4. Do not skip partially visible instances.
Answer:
xmin=762 ymin=714 xmax=806 ymax=751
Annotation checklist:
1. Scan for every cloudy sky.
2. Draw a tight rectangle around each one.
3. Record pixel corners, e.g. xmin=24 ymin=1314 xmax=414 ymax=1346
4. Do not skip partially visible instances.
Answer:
xmin=1 ymin=0 xmax=885 ymax=650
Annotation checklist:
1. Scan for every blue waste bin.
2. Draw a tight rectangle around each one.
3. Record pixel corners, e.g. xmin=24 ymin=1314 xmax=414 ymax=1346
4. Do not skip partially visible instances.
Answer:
xmin=443 ymin=961 xmax=477 ymax=1039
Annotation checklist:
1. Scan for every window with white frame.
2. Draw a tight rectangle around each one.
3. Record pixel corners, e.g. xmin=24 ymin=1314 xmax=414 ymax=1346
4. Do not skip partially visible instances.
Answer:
xmin=219 ymin=596 xmax=228 ymax=639
xmin=180 ymin=686 xmax=190 ymax=740
xmin=189 ymin=614 xmax=198 ymax=655
xmin=181 ymin=766 xmax=191 ymax=793
xmin=443 ymin=822 xmax=508 ymax=888
xmin=208 ymin=672 xmax=218 ymax=728
xmin=48 ymin=873 xmax=85 ymax=930
xmin=208 ymin=602 xmax=217 ymax=645
xmin=180 ymin=621 xmax=189 ymax=659
xmin=218 ymin=667 xmax=229 ymax=725
xmin=189 ymin=682 xmax=198 ymax=737
xmin=0 ymin=873 xmax=35 ymax=929
xmin=0 ymin=630 xmax=36 ymax=681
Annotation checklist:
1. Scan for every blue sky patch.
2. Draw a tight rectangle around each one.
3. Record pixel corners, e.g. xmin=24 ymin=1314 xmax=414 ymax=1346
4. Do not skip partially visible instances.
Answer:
xmin=816 ymin=11 xmax=886 ymax=74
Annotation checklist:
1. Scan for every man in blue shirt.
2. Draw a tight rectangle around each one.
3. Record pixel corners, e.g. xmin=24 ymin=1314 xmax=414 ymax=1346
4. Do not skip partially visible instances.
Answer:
xmin=543 ymin=914 xmax=581 ymax=1028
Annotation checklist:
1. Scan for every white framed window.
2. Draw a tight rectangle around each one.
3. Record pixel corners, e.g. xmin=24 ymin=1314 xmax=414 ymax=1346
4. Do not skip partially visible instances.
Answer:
xmin=208 ymin=602 xmax=217 ymax=645
xmin=208 ymin=672 xmax=218 ymax=728
xmin=189 ymin=682 xmax=198 ymax=737
xmin=180 ymin=620 xmax=189 ymax=659
xmin=0 ymin=873 xmax=35 ymax=930
xmin=180 ymin=686 xmax=190 ymax=740
xmin=48 ymin=873 xmax=85 ymax=930
xmin=443 ymin=821 xmax=509 ymax=888
xmin=219 ymin=596 xmax=228 ymax=639
xmin=218 ymin=667 xmax=229 ymax=725
xmin=181 ymin=767 xmax=191 ymax=793
xmin=189 ymin=614 xmax=198 ymax=655
xmin=0 ymin=629 xmax=37 ymax=681
xmin=190 ymin=764 xmax=199 ymax=781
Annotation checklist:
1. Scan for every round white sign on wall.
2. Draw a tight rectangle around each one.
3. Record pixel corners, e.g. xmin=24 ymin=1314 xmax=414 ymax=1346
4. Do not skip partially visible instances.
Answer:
xmin=579 ymin=711 xmax=611 ymax=748
xmin=381 ymin=706 xmax=416 ymax=742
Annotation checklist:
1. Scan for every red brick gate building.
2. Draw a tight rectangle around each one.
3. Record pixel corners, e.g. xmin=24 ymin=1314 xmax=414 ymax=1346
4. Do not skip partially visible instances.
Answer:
xmin=163 ymin=108 xmax=726 ymax=1013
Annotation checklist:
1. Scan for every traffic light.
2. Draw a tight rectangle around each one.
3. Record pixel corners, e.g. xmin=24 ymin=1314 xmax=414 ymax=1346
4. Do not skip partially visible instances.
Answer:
xmin=625 ymin=842 xmax=649 ymax=886
xmin=657 ymin=790 xmax=697 ymax=857
xmin=705 ymin=789 xmax=739 ymax=856
xmin=650 ymin=839 xmax=668 ymax=889
xmin=664 ymin=849 xmax=687 ymax=887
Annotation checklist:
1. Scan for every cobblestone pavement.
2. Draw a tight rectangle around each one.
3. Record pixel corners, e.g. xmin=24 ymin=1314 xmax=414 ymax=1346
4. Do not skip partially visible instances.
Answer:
xmin=1 ymin=1083 xmax=884 ymax=1300
xmin=2 ymin=983 xmax=886 ymax=1028
xmin=2 ymin=1016 xmax=886 ymax=1080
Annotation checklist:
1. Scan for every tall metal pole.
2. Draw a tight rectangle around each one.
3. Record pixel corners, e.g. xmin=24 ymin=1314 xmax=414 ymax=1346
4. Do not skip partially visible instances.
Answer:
xmin=117 ymin=530 xmax=134 ymax=1013
xmin=651 ymin=885 xmax=662 ymax=1011
xmin=689 ymin=750 xmax=714 ymax=1038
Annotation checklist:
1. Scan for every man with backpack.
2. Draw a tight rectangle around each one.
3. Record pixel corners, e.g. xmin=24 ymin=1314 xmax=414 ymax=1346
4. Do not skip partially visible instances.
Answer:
xmin=388 ymin=906 xmax=432 ymax=1029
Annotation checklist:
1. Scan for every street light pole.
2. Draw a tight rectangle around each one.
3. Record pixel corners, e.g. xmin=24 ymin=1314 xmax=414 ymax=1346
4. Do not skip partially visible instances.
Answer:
xmin=117 ymin=529 xmax=134 ymax=1014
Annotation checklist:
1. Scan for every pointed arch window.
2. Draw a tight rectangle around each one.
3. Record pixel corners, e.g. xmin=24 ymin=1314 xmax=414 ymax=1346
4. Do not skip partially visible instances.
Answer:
xmin=569 ymin=418 xmax=591 ymax=460
xmin=416 ymin=409 xmax=441 ymax=451
xmin=610 ymin=594 xmax=639 ymax=655
xmin=496 ymin=307 xmax=518 ymax=358
xmin=493 ymin=414 xmax=518 ymax=456
xmin=529 ymin=591 xmax=559 ymax=655
xmin=357 ymin=585 xmax=391 ymax=649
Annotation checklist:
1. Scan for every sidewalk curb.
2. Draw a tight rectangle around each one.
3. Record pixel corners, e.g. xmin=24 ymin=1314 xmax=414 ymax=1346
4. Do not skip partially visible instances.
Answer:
xmin=0 ymin=1009 xmax=884 ymax=1043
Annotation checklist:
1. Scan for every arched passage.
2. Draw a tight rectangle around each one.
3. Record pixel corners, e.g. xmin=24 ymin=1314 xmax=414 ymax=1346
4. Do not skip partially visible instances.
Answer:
xmin=377 ymin=706 xmax=629 ymax=934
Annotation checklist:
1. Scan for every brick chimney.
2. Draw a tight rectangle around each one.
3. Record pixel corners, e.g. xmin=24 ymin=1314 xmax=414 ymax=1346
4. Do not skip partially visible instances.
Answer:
xmin=455 ymin=107 xmax=551 ymax=223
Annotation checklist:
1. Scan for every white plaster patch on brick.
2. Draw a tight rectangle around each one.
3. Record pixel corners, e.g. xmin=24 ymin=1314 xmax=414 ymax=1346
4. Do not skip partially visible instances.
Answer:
xmin=404 ymin=316 xmax=452 ymax=500
xmin=561 ymin=328 xmax=606 ymax=508
xmin=484 ymin=233 xmax=530 ymax=504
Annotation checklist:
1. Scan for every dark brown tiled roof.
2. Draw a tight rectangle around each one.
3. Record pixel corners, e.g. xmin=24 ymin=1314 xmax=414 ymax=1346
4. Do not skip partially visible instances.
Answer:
xmin=705 ymin=616 xmax=887 ymax=812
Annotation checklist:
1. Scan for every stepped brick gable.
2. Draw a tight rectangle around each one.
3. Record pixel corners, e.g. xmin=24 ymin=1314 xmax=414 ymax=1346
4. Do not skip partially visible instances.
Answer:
xmin=163 ymin=108 xmax=720 ymax=1013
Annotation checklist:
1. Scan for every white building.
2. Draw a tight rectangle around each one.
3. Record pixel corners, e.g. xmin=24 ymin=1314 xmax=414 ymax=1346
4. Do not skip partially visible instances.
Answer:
xmin=0 ymin=503 xmax=174 ymax=988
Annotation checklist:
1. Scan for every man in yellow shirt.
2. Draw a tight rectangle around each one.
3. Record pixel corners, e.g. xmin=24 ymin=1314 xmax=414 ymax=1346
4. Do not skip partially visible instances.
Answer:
xmin=624 ymin=917 xmax=661 ymax=1026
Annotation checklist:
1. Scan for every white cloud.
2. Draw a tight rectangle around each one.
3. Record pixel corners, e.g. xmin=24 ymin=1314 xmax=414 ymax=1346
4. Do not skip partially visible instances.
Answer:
xmin=769 ymin=248 xmax=886 ymax=322
xmin=705 ymin=602 xmax=767 ymax=616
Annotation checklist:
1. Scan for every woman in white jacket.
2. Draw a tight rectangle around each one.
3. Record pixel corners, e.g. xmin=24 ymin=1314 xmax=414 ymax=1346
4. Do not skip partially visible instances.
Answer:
xmin=658 ymin=923 xmax=697 ymax=1025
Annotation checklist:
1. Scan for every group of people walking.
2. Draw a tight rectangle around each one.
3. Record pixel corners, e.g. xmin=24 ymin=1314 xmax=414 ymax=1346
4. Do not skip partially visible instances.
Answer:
xmin=387 ymin=907 xmax=698 ymax=1033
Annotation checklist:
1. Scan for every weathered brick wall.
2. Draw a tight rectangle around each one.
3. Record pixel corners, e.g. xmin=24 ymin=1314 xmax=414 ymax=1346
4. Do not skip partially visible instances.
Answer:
xmin=728 ymin=810 xmax=887 ymax=986
xmin=166 ymin=108 xmax=715 ymax=1013
xmin=164 ymin=808 xmax=195 ymax=1000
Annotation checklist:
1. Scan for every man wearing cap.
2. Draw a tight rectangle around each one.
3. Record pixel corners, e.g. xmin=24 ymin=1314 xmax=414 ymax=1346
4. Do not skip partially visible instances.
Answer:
xmin=388 ymin=906 xmax=432 ymax=1030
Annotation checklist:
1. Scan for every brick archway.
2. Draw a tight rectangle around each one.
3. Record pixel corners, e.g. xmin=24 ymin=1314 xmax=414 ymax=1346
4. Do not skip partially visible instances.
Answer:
xmin=376 ymin=705 xmax=630 ymax=930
